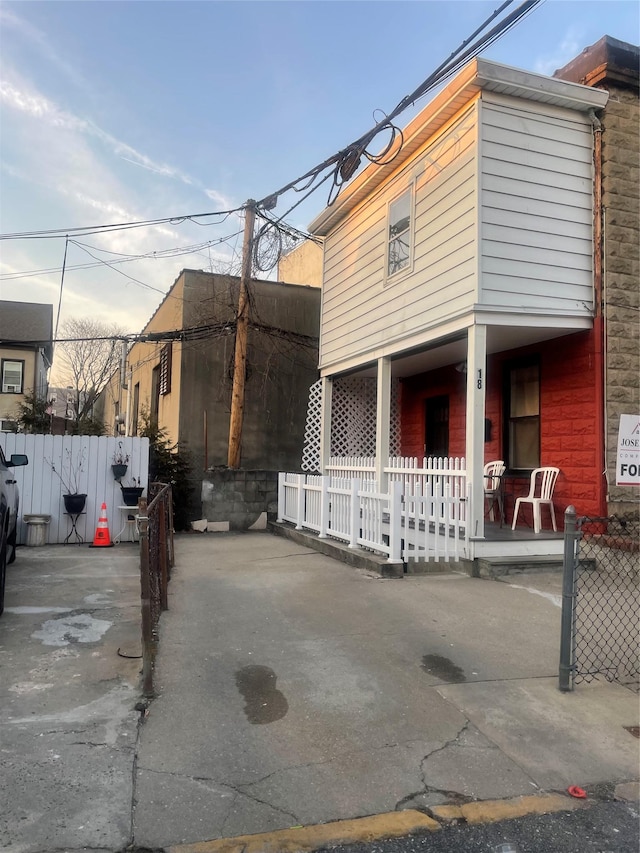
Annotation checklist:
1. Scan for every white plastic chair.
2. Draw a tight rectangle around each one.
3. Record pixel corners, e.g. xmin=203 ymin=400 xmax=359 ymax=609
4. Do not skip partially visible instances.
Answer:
xmin=484 ymin=460 xmax=505 ymax=522
xmin=511 ymin=467 xmax=560 ymax=534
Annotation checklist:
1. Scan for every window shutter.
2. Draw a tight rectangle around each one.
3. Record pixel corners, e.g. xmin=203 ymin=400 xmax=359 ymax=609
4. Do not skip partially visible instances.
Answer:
xmin=159 ymin=343 xmax=172 ymax=396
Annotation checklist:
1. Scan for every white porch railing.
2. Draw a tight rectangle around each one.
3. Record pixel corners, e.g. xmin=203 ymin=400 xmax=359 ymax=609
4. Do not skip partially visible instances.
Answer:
xmin=278 ymin=469 xmax=470 ymax=563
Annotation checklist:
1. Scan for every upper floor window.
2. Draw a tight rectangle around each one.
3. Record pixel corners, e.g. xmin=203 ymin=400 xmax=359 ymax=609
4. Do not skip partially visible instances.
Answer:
xmin=1 ymin=359 xmax=24 ymax=394
xmin=387 ymin=188 xmax=412 ymax=278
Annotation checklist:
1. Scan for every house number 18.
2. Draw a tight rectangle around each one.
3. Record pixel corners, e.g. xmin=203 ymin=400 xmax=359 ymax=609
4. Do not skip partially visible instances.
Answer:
xmin=477 ymin=369 xmax=482 ymax=390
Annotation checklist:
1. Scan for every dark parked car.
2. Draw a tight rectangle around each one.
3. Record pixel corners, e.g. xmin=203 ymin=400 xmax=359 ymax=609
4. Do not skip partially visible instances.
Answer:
xmin=0 ymin=446 xmax=28 ymax=615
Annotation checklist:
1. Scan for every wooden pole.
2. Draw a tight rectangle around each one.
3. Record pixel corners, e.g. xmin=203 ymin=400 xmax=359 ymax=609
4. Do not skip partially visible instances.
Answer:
xmin=227 ymin=200 xmax=256 ymax=468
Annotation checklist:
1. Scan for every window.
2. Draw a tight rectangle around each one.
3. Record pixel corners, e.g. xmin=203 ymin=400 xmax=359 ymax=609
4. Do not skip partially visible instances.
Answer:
xmin=1 ymin=359 xmax=24 ymax=393
xmin=151 ymin=366 xmax=160 ymax=423
xmin=159 ymin=343 xmax=172 ymax=395
xmin=132 ymin=382 xmax=140 ymax=436
xmin=387 ymin=188 xmax=412 ymax=278
xmin=504 ymin=360 xmax=540 ymax=469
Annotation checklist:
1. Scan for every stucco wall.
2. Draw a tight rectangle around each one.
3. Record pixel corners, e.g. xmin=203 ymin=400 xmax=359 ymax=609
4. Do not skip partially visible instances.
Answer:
xmin=178 ymin=271 xmax=321 ymax=473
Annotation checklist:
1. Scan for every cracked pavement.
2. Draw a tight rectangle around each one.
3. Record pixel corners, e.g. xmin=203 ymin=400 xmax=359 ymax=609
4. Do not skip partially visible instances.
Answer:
xmin=133 ymin=533 xmax=638 ymax=849
xmin=2 ymin=535 xmax=636 ymax=852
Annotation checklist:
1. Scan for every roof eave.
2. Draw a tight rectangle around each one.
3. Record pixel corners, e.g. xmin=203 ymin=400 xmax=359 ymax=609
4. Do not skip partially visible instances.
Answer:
xmin=309 ymin=57 xmax=609 ymax=237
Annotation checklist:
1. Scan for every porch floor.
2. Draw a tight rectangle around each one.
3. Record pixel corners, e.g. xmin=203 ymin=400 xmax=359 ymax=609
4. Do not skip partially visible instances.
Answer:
xmin=481 ymin=521 xmax=564 ymax=542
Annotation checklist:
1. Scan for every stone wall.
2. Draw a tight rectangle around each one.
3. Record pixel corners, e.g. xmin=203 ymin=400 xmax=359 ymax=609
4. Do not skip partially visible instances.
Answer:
xmin=602 ymin=85 xmax=640 ymax=515
xmin=200 ymin=469 xmax=278 ymax=531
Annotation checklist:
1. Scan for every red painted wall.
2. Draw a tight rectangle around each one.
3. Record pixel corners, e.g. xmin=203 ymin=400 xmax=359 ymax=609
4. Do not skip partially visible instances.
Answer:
xmin=400 ymin=330 xmax=604 ymax=518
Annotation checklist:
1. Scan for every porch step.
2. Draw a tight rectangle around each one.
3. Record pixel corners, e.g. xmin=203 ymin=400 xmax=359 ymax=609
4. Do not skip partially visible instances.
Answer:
xmin=474 ymin=555 xmax=564 ymax=579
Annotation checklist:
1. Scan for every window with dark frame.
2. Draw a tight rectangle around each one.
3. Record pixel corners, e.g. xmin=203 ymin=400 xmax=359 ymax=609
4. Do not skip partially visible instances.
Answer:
xmin=504 ymin=359 xmax=540 ymax=470
xmin=151 ymin=366 xmax=160 ymax=423
xmin=1 ymin=359 xmax=24 ymax=394
xmin=132 ymin=383 xmax=140 ymax=436
xmin=387 ymin=189 xmax=412 ymax=277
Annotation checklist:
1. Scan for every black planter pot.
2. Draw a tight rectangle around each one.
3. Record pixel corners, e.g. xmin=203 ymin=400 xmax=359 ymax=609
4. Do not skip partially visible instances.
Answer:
xmin=63 ymin=493 xmax=87 ymax=514
xmin=112 ymin=463 xmax=128 ymax=481
xmin=121 ymin=486 xmax=144 ymax=507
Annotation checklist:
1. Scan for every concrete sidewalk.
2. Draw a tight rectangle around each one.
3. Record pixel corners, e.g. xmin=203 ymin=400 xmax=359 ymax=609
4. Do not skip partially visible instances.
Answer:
xmin=134 ymin=532 xmax=639 ymax=850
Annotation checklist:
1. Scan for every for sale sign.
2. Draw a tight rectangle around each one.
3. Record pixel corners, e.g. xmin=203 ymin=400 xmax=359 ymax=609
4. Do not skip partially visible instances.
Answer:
xmin=616 ymin=414 xmax=640 ymax=486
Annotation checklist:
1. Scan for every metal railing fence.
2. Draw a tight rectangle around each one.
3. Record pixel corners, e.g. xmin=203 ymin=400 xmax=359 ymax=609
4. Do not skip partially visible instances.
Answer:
xmin=139 ymin=483 xmax=174 ymax=696
xmin=559 ymin=507 xmax=639 ymax=692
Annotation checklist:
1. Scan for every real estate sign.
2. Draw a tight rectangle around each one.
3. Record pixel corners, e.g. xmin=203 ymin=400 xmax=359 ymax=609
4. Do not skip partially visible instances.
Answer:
xmin=616 ymin=414 xmax=640 ymax=486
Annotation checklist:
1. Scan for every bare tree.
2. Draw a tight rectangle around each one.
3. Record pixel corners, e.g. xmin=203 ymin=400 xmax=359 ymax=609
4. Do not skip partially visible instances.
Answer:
xmin=55 ymin=317 xmax=125 ymax=430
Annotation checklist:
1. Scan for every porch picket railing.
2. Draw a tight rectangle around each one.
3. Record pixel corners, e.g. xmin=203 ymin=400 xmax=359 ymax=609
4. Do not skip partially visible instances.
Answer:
xmin=277 ymin=471 xmax=467 ymax=563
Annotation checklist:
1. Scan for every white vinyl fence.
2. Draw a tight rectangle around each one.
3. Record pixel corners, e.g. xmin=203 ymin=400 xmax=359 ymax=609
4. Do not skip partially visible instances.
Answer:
xmin=1 ymin=434 xmax=149 ymax=545
xmin=278 ymin=466 xmax=470 ymax=564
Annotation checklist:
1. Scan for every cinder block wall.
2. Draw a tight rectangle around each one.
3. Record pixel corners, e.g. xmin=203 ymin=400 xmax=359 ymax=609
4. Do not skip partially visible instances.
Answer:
xmin=201 ymin=470 xmax=278 ymax=531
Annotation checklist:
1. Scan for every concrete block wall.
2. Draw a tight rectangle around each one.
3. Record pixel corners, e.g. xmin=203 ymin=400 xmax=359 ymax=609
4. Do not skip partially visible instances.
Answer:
xmin=201 ymin=469 xmax=279 ymax=531
xmin=602 ymin=85 xmax=640 ymax=516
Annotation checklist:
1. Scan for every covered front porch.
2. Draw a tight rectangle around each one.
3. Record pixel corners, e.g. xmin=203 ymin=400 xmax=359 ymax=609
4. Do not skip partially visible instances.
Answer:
xmin=291 ymin=318 xmax=592 ymax=567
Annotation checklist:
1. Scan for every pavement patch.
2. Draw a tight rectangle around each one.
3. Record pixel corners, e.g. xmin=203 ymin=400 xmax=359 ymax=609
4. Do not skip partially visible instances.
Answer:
xmin=166 ymin=810 xmax=440 ymax=853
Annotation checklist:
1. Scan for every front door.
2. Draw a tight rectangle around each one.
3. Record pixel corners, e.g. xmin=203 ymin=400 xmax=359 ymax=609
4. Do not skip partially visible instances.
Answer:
xmin=424 ymin=395 xmax=449 ymax=458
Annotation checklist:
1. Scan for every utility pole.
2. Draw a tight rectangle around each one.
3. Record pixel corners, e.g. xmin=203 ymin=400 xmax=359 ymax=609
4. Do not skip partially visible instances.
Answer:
xmin=227 ymin=200 xmax=256 ymax=468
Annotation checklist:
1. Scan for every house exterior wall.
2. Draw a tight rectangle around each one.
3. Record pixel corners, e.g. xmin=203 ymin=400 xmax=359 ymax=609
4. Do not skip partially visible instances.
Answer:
xmin=602 ymin=85 xmax=640 ymax=514
xmin=400 ymin=330 xmax=602 ymax=519
xmin=0 ymin=346 xmax=38 ymax=424
xmin=319 ymin=86 xmax=600 ymax=377
xmin=277 ymin=240 xmax=323 ymax=288
xmin=101 ymin=276 xmax=185 ymax=443
xmin=178 ymin=271 xmax=321 ymax=472
xmin=479 ymin=94 xmax=595 ymax=312
xmin=320 ymin=106 xmax=479 ymax=373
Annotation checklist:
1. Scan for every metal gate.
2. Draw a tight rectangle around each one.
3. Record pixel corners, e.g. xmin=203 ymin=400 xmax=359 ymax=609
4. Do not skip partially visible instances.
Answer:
xmin=559 ymin=509 xmax=639 ymax=692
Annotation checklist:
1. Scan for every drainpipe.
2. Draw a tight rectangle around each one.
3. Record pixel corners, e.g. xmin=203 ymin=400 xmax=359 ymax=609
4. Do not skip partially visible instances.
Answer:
xmin=589 ymin=108 xmax=606 ymax=516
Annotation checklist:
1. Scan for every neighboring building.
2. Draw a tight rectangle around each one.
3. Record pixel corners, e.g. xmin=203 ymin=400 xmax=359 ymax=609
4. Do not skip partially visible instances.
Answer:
xmin=0 ymin=300 xmax=53 ymax=432
xmin=303 ymin=39 xmax=638 ymax=552
xmin=554 ymin=36 xmax=640 ymax=517
xmin=102 ymin=269 xmax=321 ymax=475
xmin=277 ymin=240 xmax=323 ymax=288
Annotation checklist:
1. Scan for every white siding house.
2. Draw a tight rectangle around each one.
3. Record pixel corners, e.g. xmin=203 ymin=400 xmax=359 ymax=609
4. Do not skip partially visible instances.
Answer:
xmin=309 ymin=57 xmax=608 ymax=551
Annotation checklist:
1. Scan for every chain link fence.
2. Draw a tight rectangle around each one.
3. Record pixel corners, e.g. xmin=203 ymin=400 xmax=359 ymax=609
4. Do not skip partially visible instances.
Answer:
xmin=560 ymin=510 xmax=639 ymax=692
xmin=139 ymin=483 xmax=174 ymax=696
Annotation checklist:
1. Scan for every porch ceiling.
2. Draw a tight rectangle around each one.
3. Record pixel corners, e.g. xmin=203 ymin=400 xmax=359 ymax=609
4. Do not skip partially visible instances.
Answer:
xmin=342 ymin=325 xmax=586 ymax=379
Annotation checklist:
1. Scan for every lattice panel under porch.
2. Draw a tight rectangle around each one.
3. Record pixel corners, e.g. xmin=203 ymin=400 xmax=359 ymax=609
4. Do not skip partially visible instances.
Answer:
xmin=301 ymin=377 xmax=401 ymax=472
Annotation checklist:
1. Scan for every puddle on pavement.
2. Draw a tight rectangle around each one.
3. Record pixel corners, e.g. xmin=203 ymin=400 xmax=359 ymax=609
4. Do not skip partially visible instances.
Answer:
xmin=235 ymin=664 xmax=288 ymax=724
xmin=421 ymin=653 xmax=466 ymax=683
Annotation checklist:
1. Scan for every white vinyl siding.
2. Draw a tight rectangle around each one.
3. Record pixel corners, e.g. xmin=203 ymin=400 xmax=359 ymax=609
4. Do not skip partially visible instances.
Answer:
xmin=479 ymin=95 xmax=595 ymax=311
xmin=320 ymin=107 xmax=478 ymax=371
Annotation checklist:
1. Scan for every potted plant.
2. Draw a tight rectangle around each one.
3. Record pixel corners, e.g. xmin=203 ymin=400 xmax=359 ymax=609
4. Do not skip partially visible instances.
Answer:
xmin=120 ymin=476 xmax=144 ymax=507
xmin=112 ymin=442 xmax=130 ymax=481
xmin=46 ymin=448 xmax=88 ymax=514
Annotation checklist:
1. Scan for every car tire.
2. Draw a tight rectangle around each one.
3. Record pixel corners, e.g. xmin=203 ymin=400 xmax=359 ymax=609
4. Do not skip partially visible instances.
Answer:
xmin=7 ymin=524 xmax=16 ymax=565
xmin=0 ymin=529 xmax=7 ymax=617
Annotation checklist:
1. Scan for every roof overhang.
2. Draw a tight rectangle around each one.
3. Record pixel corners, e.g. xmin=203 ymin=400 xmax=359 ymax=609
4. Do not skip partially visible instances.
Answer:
xmin=309 ymin=57 xmax=609 ymax=237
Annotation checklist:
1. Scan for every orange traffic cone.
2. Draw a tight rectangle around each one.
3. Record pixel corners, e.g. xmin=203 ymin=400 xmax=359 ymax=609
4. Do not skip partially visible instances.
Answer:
xmin=90 ymin=502 xmax=114 ymax=548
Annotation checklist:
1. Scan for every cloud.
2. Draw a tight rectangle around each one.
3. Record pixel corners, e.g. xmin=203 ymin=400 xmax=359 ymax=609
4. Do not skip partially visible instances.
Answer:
xmin=533 ymin=28 xmax=584 ymax=77
xmin=0 ymin=7 xmax=85 ymax=89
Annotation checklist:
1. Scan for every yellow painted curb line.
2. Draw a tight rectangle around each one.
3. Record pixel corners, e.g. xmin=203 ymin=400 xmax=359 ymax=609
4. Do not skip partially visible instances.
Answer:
xmin=431 ymin=792 xmax=588 ymax=825
xmin=166 ymin=809 xmax=440 ymax=853
xmin=167 ymin=793 xmax=588 ymax=853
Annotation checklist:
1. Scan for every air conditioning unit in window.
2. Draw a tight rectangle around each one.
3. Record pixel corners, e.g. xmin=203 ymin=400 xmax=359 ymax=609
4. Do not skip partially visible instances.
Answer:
xmin=5 ymin=385 xmax=19 ymax=393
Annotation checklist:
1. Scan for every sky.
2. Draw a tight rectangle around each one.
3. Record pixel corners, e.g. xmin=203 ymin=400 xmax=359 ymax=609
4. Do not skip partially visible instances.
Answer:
xmin=1 ymin=0 xmax=638 ymax=374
